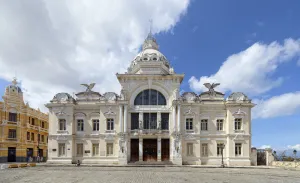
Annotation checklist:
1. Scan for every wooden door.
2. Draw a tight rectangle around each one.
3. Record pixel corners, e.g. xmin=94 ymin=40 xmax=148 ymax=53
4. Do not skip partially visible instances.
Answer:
xmin=143 ymin=139 xmax=157 ymax=161
xmin=130 ymin=139 xmax=139 ymax=162
xmin=161 ymin=139 xmax=170 ymax=161
xmin=8 ymin=147 xmax=16 ymax=162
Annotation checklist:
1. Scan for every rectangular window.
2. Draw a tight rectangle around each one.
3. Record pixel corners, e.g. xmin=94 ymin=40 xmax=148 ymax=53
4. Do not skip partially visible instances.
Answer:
xmin=28 ymin=117 xmax=31 ymax=124
xmin=187 ymin=143 xmax=193 ymax=156
xmin=41 ymin=135 xmax=44 ymax=142
xmin=31 ymin=133 xmax=34 ymax=141
xmin=161 ymin=113 xmax=169 ymax=130
xmin=106 ymin=118 xmax=114 ymax=131
xmin=77 ymin=119 xmax=84 ymax=131
xmin=201 ymin=119 xmax=208 ymax=131
xmin=93 ymin=119 xmax=100 ymax=131
xmin=234 ymin=118 xmax=242 ymax=130
xmin=32 ymin=118 xmax=35 ymax=125
xmin=42 ymin=122 xmax=45 ymax=128
xmin=58 ymin=143 xmax=65 ymax=157
xmin=201 ymin=143 xmax=208 ymax=157
xmin=9 ymin=112 xmax=17 ymax=122
xmin=59 ymin=119 xmax=66 ymax=131
xmin=8 ymin=129 xmax=17 ymax=138
xmin=217 ymin=143 xmax=224 ymax=156
xmin=143 ymin=113 xmax=157 ymax=129
xmin=27 ymin=132 xmax=30 ymax=140
xmin=106 ymin=143 xmax=113 ymax=156
xmin=217 ymin=119 xmax=223 ymax=131
xmin=235 ymin=143 xmax=242 ymax=156
xmin=131 ymin=113 xmax=139 ymax=130
xmin=38 ymin=134 xmax=40 ymax=142
xmin=92 ymin=144 xmax=99 ymax=156
xmin=185 ymin=118 xmax=193 ymax=130
xmin=77 ymin=144 xmax=83 ymax=156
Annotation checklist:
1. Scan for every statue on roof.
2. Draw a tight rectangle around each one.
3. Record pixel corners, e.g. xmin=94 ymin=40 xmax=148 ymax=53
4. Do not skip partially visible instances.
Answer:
xmin=203 ymin=83 xmax=220 ymax=96
xmin=81 ymin=83 xmax=96 ymax=93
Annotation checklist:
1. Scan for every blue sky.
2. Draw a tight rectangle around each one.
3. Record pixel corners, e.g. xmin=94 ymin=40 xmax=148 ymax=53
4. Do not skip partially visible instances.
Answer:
xmin=0 ymin=0 xmax=299 ymax=151
xmin=155 ymin=0 xmax=300 ymax=150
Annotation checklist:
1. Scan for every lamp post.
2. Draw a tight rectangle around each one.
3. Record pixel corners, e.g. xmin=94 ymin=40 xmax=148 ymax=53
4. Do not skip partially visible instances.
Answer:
xmin=221 ymin=144 xmax=225 ymax=168
xmin=293 ymin=150 xmax=297 ymax=162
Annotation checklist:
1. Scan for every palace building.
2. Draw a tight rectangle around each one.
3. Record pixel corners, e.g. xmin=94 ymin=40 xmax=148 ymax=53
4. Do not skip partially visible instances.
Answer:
xmin=46 ymin=33 xmax=255 ymax=166
xmin=0 ymin=78 xmax=48 ymax=163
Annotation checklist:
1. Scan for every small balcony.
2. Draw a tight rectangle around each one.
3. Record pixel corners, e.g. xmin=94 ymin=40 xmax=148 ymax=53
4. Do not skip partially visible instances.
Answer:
xmin=39 ymin=127 xmax=48 ymax=133
xmin=27 ymin=123 xmax=39 ymax=130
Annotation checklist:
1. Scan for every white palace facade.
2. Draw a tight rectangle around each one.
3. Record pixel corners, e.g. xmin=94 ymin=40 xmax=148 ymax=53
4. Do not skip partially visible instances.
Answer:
xmin=45 ymin=33 xmax=255 ymax=166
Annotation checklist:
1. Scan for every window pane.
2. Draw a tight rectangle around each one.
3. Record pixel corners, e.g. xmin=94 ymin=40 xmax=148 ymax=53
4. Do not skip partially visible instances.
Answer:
xmin=134 ymin=89 xmax=166 ymax=105
xmin=131 ymin=113 xmax=139 ymax=130
xmin=161 ymin=113 xmax=169 ymax=130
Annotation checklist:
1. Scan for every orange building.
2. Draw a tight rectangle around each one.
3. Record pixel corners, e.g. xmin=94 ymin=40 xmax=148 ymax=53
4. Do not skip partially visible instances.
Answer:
xmin=0 ymin=78 xmax=48 ymax=163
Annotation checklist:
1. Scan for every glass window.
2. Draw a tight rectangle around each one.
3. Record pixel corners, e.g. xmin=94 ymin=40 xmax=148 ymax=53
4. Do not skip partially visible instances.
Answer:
xmin=107 ymin=143 xmax=113 ymax=156
xmin=217 ymin=143 xmax=224 ymax=156
xmin=58 ymin=143 xmax=65 ymax=157
xmin=31 ymin=133 xmax=34 ymax=141
xmin=217 ymin=119 xmax=223 ymax=131
xmin=107 ymin=119 xmax=114 ymax=130
xmin=27 ymin=132 xmax=30 ymax=141
xmin=186 ymin=118 xmax=193 ymax=130
xmin=201 ymin=143 xmax=208 ymax=157
xmin=92 ymin=144 xmax=99 ymax=156
xmin=161 ymin=113 xmax=169 ymax=130
xmin=201 ymin=119 xmax=208 ymax=131
xmin=93 ymin=119 xmax=99 ymax=131
xmin=143 ymin=113 xmax=157 ymax=129
xmin=235 ymin=143 xmax=242 ymax=156
xmin=9 ymin=112 xmax=17 ymax=122
xmin=134 ymin=89 xmax=166 ymax=105
xmin=59 ymin=119 xmax=66 ymax=131
xmin=8 ymin=129 xmax=17 ymax=138
xmin=41 ymin=135 xmax=44 ymax=142
xmin=131 ymin=113 xmax=139 ymax=130
xmin=77 ymin=119 xmax=84 ymax=131
xmin=32 ymin=118 xmax=35 ymax=125
xmin=234 ymin=118 xmax=242 ymax=130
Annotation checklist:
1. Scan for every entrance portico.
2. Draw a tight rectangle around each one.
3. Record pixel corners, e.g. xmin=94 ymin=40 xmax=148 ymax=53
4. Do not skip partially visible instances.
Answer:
xmin=130 ymin=137 xmax=169 ymax=163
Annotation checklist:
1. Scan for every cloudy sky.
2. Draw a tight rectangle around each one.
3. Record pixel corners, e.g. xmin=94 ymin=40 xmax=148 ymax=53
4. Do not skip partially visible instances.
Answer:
xmin=0 ymin=0 xmax=299 ymax=152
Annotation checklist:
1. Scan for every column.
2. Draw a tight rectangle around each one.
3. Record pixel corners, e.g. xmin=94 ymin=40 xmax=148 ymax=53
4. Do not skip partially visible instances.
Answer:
xmin=139 ymin=138 xmax=143 ymax=161
xmin=172 ymin=106 xmax=176 ymax=131
xmin=124 ymin=105 xmax=128 ymax=133
xmin=119 ymin=105 xmax=123 ymax=133
xmin=157 ymin=112 xmax=161 ymax=130
xmin=157 ymin=137 xmax=161 ymax=161
xmin=177 ymin=105 xmax=181 ymax=132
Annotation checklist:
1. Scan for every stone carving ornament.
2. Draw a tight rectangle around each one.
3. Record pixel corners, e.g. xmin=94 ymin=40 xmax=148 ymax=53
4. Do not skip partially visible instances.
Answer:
xmin=203 ymin=83 xmax=220 ymax=96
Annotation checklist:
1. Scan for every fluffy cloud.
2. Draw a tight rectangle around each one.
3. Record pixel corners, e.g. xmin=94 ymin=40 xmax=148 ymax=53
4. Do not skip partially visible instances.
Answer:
xmin=252 ymin=92 xmax=300 ymax=119
xmin=0 ymin=0 xmax=190 ymax=111
xmin=189 ymin=38 xmax=300 ymax=95
xmin=259 ymin=145 xmax=272 ymax=149
xmin=287 ymin=144 xmax=300 ymax=151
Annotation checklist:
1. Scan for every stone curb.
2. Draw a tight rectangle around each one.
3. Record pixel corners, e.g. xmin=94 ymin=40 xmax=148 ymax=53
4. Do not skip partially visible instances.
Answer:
xmin=0 ymin=163 xmax=36 ymax=170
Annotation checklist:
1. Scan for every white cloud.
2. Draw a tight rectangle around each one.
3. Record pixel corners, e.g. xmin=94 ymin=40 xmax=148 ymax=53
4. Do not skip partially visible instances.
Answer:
xmin=0 ymin=0 xmax=190 ymax=111
xmin=259 ymin=145 xmax=272 ymax=149
xmin=253 ymin=92 xmax=300 ymax=119
xmin=189 ymin=38 xmax=300 ymax=95
xmin=287 ymin=144 xmax=300 ymax=151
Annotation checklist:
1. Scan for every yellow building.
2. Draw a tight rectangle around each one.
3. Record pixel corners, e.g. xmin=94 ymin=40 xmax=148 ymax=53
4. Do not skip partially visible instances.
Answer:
xmin=0 ymin=78 xmax=48 ymax=163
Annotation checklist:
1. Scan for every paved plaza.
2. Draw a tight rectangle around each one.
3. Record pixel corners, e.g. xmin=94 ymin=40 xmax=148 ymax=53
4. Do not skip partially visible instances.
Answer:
xmin=0 ymin=166 xmax=299 ymax=183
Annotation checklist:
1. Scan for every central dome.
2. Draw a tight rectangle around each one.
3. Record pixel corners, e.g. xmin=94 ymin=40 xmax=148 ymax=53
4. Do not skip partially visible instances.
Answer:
xmin=127 ymin=33 xmax=173 ymax=74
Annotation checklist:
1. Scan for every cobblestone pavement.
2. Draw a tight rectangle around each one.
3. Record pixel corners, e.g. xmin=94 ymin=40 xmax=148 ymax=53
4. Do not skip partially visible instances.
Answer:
xmin=0 ymin=167 xmax=299 ymax=183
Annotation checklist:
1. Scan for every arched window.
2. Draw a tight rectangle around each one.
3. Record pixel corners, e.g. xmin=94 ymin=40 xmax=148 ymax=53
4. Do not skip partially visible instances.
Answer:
xmin=134 ymin=89 xmax=166 ymax=105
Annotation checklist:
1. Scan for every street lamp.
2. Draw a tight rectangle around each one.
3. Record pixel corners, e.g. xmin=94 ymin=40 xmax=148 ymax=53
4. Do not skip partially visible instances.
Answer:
xmin=293 ymin=150 xmax=297 ymax=162
xmin=221 ymin=144 xmax=225 ymax=168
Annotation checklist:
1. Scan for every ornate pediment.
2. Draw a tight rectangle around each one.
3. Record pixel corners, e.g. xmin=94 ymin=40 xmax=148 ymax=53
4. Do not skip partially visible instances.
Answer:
xmin=183 ymin=106 xmax=197 ymax=116
xmin=102 ymin=92 xmax=118 ymax=101
xmin=103 ymin=107 xmax=116 ymax=116
xmin=233 ymin=108 xmax=247 ymax=116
